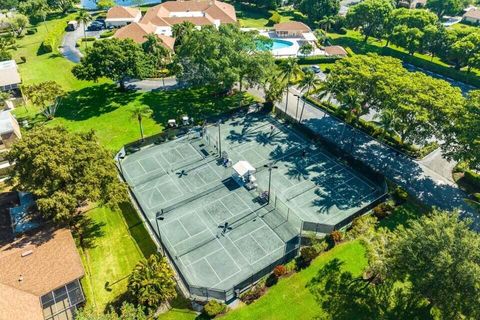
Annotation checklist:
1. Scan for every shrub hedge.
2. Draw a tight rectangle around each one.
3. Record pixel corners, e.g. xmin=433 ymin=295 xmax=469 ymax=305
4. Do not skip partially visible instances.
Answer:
xmin=464 ymin=170 xmax=480 ymax=191
xmin=203 ymin=300 xmax=227 ymax=318
xmin=298 ymin=55 xmax=341 ymax=64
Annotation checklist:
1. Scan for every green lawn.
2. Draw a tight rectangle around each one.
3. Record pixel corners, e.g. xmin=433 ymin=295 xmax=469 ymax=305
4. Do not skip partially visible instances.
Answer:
xmin=12 ymin=13 xmax=91 ymax=91
xmin=329 ymin=30 xmax=480 ymax=87
xmin=157 ymin=241 xmax=366 ymax=320
xmin=236 ymin=5 xmax=305 ymax=28
xmin=14 ymin=85 xmax=257 ymax=151
xmin=79 ymin=203 xmax=156 ymax=313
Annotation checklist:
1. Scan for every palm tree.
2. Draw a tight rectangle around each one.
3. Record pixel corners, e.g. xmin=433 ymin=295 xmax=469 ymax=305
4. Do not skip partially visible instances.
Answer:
xmin=298 ymin=42 xmax=314 ymax=57
xmin=318 ymin=16 xmax=336 ymax=33
xmin=277 ymin=58 xmax=303 ymax=114
xmin=128 ymin=255 xmax=177 ymax=309
xmin=297 ymin=70 xmax=322 ymax=122
xmin=131 ymin=106 xmax=153 ymax=143
xmin=143 ymin=33 xmax=170 ymax=85
xmin=171 ymin=21 xmax=195 ymax=48
xmin=374 ymin=108 xmax=397 ymax=140
xmin=76 ymin=10 xmax=92 ymax=52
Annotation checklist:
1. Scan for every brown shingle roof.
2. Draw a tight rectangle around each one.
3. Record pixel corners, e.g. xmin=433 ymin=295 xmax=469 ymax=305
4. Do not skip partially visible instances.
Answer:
xmin=325 ymin=45 xmax=348 ymax=56
xmin=464 ymin=8 xmax=480 ymax=20
xmin=141 ymin=0 xmax=236 ymax=26
xmin=106 ymin=6 xmax=141 ymax=20
xmin=0 ymin=228 xmax=84 ymax=296
xmin=274 ymin=21 xmax=311 ymax=33
xmin=0 ymin=283 xmax=43 ymax=320
xmin=114 ymin=22 xmax=175 ymax=50
xmin=0 ymin=227 xmax=84 ymax=320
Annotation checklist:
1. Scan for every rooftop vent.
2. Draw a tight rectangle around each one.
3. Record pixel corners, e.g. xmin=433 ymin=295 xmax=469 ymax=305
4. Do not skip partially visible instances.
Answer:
xmin=21 ymin=250 xmax=33 ymax=257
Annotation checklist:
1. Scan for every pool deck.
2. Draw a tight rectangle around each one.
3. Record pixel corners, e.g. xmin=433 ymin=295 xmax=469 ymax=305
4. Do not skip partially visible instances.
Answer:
xmin=257 ymin=30 xmax=325 ymax=57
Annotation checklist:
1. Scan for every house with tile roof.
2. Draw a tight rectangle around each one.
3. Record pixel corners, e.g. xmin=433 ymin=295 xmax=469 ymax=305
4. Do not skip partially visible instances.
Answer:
xmin=141 ymin=0 xmax=236 ymax=36
xmin=0 ymin=227 xmax=85 ymax=320
xmin=463 ymin=7 xmax=480 ymax=24
xmin=112 ymin=0 xmax=237 ymax=49
xmin=113 ymin=22 xmax=176 ymax=50
xmin=105 ymin=6 xmax=142 ymax=27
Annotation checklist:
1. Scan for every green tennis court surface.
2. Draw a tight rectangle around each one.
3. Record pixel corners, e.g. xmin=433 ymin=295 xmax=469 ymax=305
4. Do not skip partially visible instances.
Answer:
xmin=121 ymin=111 xmax=384 ymax=299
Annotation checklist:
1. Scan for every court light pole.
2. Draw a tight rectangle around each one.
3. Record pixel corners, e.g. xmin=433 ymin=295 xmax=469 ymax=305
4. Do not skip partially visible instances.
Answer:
xmin=217 ymin=120 xmax=222 ymax=157
xmin=264 ymin=163 xmax=278 ymax=205
xmin=294 ymin=94 xmax=301 ymax=121
xmin=155 ymin=210 xmax=165 ymax=255
xmin=117 ymin=154 xmax=125 ymax=176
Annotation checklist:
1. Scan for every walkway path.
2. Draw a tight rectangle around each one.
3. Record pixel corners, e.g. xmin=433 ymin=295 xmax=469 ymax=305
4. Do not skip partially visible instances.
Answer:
xmin=270 ymin=88 xmax=478 ymax=228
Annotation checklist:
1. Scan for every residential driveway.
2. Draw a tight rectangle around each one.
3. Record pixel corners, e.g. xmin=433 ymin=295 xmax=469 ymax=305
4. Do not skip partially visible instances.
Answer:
xmin=60 ymin=22 xmax=102 ymax=63
xmin=125 ymin=78 xmax=183 ymax=91
xmin=252 ymin=87 xmax=478 ymax=228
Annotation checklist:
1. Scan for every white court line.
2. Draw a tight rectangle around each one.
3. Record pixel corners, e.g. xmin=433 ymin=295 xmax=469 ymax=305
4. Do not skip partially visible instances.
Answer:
xmin=205 ymin=199 xmax=234 ymax=225
xmin=222 ymin=192 xmax=251 ymax=217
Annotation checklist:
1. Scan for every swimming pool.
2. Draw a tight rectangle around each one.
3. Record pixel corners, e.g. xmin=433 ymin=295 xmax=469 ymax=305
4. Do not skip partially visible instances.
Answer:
xmin=257 ymin=39 xmax=294 ymax=51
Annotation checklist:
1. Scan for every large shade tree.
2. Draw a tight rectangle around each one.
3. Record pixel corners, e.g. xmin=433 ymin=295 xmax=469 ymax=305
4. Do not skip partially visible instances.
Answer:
xmin=72 ymin=38 xmax=147 ymax=91
xmin=367 ymin=211 xmax=480 ymax=319
xmin=174 ymin=25 xmax=275 ymax=92
xmin=6 ymin=127 xmax=127 ymax=224
xmin=346 ymin=0 xmax=394 ymax=42
xmin=442 ymin=90 xmax=480 ymax=170
xmin=298 ymin=0 xmax=340 ymax=24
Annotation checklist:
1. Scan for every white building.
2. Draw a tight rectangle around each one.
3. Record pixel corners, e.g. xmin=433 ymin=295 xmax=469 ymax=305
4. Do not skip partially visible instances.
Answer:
xmin=105 ymin=6 xmax=142 ymax=28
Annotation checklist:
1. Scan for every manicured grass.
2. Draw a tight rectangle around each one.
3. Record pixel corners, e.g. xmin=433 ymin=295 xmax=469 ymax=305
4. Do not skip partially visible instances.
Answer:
xmin=79 ymin=203 xmax=156 ymax=313
xmin=222 ymin=241 xmax=366 ymax=320
xmin=236 ymin=5 xmax=305 ymax=28
xmin=12 ymin=13 xmax=92 ymax=91
xmin=156 ymin=241 xmax=366 ymax=320
xmin=329 ymin=30 xmax=480 ymax=87
xmin=14 ymin=85 xmax=257 ymax=151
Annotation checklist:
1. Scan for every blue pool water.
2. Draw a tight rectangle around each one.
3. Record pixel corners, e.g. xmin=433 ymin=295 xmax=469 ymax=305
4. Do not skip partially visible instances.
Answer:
xmin=257 ymin=39 xmax=294 ymax=51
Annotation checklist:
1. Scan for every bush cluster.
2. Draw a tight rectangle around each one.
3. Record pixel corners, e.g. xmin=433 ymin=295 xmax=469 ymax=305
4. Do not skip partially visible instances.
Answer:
xmin=392 ymin=186 xmax=409 ymax=204
xmin=273 ymin=264 xmax=287 ymax=277
xmin=40 ymin=35 xmax=56 ymax=53
xmin=268 ymin=11 xmax=281 ymax=26
xmin=372 ymin=202 xmax=394 ymax=220
xmin=203 ymin=300 xmax=227 ymax=318
xmin=330 ymin=230 xmax=343 ymax=244
xmin=464 ymin=170 xmax=480 ymax=190
xmin=240 ymin=285 xmax=265 ymax=305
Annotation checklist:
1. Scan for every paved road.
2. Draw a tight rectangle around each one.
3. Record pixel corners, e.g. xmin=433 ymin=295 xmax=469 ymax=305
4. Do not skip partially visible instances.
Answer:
xmin=60 ymin=22 xmax=102 ymax=63
xmin=125 ymin=78 xmax=183 ymax=91
xmin=270 ymin=88 xmax=478 ymax=228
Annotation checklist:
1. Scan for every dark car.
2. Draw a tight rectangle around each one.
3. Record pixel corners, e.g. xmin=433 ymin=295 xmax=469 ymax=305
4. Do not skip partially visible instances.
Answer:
xmin=87 ymin=22 xmax=103 ymax=31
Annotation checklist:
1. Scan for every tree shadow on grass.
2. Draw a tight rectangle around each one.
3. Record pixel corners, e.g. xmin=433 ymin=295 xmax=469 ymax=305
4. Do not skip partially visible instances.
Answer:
xmin=71 ymin=214 xmax=106 ymax=250
xmin=140 ymin=87 xmax=254 ymax=127
xmin=56 ymin=83 xmax=141 ymax=121
xmin=119 ymin=202 xmax=157 ymax=259
xmin=308 ymin=259 xmax=432 ymax=320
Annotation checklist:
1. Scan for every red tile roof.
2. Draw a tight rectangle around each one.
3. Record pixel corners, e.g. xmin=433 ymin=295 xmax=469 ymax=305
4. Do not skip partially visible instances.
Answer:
xmin=114 ymin=22 xmax=175 ymax=50
xmin=106 ymin=6 xmax=141 ymax=20
xmin=274 ymin=21 xmax=311 ymax=33
xmin=141 ymin=0 xmax=236 ymax=27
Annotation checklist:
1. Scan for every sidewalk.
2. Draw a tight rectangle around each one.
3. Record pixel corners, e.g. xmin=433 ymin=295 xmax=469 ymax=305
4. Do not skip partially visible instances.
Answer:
xmin=274 ymin=89 xmax=478 ymax=228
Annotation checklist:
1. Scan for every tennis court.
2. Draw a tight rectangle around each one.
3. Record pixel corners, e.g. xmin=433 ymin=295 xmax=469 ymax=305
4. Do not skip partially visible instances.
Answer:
xmin=205 ymin=112 xmax=383 ymax=229
xmin=121 ymin=111 xmax=384 ymax=299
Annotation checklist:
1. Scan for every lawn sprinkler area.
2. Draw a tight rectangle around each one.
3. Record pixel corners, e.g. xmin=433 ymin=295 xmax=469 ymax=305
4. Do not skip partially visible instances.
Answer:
xmin=120 ymin=111 xmax=385 ymax=300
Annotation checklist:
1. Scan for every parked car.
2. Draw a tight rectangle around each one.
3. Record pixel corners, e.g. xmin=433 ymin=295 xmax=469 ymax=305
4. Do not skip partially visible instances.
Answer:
xmin=311 ymin=65 xmax=321 ymax=74
xmin=87 ymin=21 xmax=103 ymax=31
xmin=66 ymin=20 xmax=78 ymax=31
